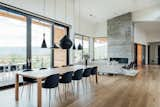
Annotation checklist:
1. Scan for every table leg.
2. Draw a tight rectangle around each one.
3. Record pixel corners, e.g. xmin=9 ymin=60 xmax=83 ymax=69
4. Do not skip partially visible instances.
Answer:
xmin=96 ymin=72 xmax=98 ymax=84
xmin=37 ymin=78 xmax=42 ymax=107
xmin=15 ymin=74 xmax=19 ymax=101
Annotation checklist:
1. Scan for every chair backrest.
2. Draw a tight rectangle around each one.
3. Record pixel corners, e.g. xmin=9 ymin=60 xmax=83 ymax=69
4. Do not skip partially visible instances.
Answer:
xmin=10 ymin=65 xmax=16 ymax=71
xmin=44 ymin=74 xmax=60 ymax=88
xmin=40 ymin=68 xmax=47 ymax=70
xmin=73 ymin=69 xmax=83 ymax=80
xmin=83 ymin=68 xmax=91 ymax=77
xmin=61 ymin=71 xmax=73 ymax=83
xmin=91 ymin=67 xmax=97 ymax=75
xmin=0 ymin=66 xmax=4 ymax=72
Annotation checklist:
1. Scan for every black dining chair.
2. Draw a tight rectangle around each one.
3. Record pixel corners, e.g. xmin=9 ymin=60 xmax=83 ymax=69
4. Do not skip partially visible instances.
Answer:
xmin=42 ymin=74 xmax=61 ymax=107
xmin=60 ymin=71 xmax=73 ymax=98
xmin=21 ymin=69 xmax=36 ymax=98
xmin=72 ymin=69 xmax=83 ymax=94
xmin=82 ymin=68 xmax=92 ymax=89
xmin=0 ymin=66 xmax=4 ymax=72
xmin=91 ymin=67 xmax=98 ymax=75
xmin=91 ymin=67 xmax=98 ymax=83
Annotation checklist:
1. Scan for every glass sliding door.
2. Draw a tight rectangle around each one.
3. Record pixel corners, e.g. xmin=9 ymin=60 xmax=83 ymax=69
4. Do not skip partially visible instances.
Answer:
xmin=0 ymin=10 xmax=26 ymax=70
xmin=32 ymin=19 xmax=51 ymax=69
xmin=54 ymin=25 xmax=67 ymax=67
xmin=94 ymin=37 xmax=107 ymax=60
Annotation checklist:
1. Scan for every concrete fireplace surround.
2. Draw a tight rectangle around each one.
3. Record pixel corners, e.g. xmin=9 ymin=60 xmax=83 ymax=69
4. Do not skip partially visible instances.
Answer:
xmin=107 ymin=13 xmax=134 ymax=64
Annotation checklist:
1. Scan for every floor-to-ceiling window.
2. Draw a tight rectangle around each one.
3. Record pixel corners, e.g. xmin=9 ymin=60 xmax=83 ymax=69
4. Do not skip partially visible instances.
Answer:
xmin=54 ymin=25 xmax=67 ymax=67
xmin=94 ymin=37 xmax=107 ymax=60
xmin=32 ymin=19 xmax=51 ymax=69
xmin=73 ymin=35 xmax=90 ymax=64
xmin=0 ymin=10 xmax=26 ymax=70
xmin=0 ymin=4 xmax=70 ymax=87
xmin=73 ymin=35 xmax=83 ymax=63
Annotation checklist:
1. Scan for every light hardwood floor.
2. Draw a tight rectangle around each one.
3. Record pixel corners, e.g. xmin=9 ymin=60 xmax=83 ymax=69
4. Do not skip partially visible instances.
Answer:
xmin=0 ymin=65 xmax=160 ymax=107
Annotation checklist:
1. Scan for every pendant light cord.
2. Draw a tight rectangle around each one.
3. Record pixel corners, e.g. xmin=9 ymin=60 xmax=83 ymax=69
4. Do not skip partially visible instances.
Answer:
xmin=54 ymin=0 xmax=56 ymax=19
xmin=79 ymin=0 xmax=80 ymax=33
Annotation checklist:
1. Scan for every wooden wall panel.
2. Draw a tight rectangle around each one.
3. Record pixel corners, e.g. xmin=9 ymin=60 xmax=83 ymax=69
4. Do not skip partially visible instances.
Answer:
xmin=137 ymin=44 xmax=142 ymax=66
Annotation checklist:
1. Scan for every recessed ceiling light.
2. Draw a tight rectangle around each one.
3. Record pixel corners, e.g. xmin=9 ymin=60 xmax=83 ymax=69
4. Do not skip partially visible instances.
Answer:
xmin=89 ymin=14 xmax=93 ymax=17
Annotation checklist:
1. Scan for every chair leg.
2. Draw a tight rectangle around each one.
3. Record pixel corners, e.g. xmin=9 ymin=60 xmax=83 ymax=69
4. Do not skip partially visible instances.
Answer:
xmin=58 ymin=86 xmax=62 ymax=103
xmin=49 ymin=89 xmax=51 ymax=107
xmin=71 ymin=83 xmax=74 ymax=96
xmin=21 ymin=82 xmax=25 ymax=97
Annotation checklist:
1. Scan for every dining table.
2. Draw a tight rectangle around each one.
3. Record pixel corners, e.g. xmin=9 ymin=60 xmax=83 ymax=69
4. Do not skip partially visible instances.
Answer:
xmin=15 ymin=65 xmax=98 ymax=107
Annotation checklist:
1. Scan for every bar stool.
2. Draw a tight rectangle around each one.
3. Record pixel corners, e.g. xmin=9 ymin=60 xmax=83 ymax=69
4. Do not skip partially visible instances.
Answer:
xmin=60 ymin=71 xmax=73 ymax=99
xmin=42 ymin=74 xmax=61 ymax=107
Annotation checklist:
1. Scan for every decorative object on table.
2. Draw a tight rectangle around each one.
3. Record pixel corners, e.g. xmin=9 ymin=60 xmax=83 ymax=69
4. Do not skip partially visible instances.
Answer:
xmin=78 ymin=43 xmax=83 ymax=50
xmin=60 ymin=35 xmax=72 ymax=49
xmin=83 ymin=54 xmax=90 ymax=66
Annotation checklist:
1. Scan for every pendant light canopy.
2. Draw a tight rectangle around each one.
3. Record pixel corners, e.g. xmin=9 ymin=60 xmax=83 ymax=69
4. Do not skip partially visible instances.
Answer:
xmin=41 ymin=33 xmax=47 ymax=48
xmin=78 ymin=43 xmax=83 ymax=50
xmin=60 ymin=35 xmax=72 ymax=49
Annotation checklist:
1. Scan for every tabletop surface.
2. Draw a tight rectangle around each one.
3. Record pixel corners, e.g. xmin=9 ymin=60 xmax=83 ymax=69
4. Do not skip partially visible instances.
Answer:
xmin=16 ymin=65 xmax=95 ymax=79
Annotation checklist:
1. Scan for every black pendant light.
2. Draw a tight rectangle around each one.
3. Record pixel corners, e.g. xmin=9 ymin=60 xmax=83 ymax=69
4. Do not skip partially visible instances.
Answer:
xmin=50 ymin=43 xmax=59 ymax=49
xmin=73 ymin=43 xmax=76 ymax=50
xmin=41 ymin=33 xmax=47 ymax=48
xmin=78 ymin=43 xmax=83 ymax=50
xmin=60 ymin=35 xmax=72 ymax=49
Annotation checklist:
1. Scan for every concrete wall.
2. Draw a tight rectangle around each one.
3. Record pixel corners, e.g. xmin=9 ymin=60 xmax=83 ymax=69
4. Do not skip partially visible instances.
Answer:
xmin=107 ymin=13 xmax=134 ymax=63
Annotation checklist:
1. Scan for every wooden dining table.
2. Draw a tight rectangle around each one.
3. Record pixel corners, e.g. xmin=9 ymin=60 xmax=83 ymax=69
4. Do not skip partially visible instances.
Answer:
xmin=15 ymin=65 xmax=98 ymax=107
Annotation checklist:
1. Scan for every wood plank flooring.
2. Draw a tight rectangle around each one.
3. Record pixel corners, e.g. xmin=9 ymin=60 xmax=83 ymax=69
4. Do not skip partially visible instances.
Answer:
xmin=0 ymin=65 xmax=160 ymax=107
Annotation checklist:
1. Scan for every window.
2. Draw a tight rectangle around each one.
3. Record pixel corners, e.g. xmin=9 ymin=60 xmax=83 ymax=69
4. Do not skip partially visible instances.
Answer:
xmin=73 ymin=35 xmax=83 ymax=63
xmin=94 ymin=37 xmax=107 ymax=60
xmin=54 ymin=25 xmax=67 ymax=67
xmin=0 ymin=10 xmax=26 ymax=66
xmin=32 ymin=19 xmax=51 ymax=68
xmin=73 ymin=35 xmax=90 ymax=64
xmin=83 ymin=36 xmax=89 ymax=55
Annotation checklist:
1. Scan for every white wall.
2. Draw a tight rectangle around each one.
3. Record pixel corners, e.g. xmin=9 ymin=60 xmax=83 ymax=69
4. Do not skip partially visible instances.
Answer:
xmin=134 ymin=24 xmax=147 ymax=45
xmin=146 ymin=33 xmax=160 ymax=43
xmin=94 ymin=21 xmax=107 ymax=37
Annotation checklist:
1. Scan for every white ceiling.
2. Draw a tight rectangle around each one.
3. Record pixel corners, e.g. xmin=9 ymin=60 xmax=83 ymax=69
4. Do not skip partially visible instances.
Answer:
xmin=75 ymin=0 xmax=160 ymax=23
